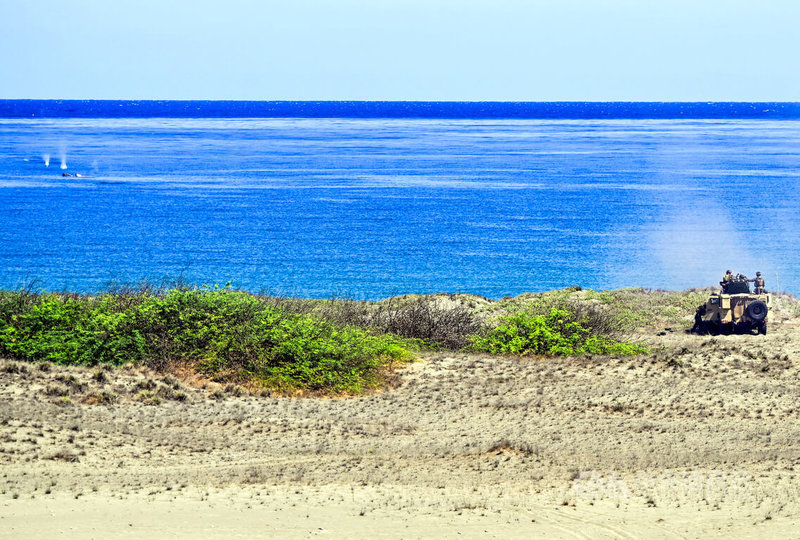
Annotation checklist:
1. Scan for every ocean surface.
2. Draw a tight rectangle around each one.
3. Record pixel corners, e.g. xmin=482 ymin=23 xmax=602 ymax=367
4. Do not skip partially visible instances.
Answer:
xmin=1 ymin=101 xmax=800 ymax=299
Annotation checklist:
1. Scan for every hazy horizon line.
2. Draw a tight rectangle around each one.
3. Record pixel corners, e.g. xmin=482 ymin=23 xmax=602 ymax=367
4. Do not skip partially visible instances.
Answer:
xmin=3 ymin=99 xmax=800 ymax=104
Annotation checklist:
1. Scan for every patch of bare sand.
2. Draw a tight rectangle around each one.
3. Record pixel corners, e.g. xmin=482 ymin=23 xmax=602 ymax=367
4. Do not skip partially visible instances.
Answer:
xmin=4 ymin=488 xmax=799 ymax=539
xmin=3 ymin=311 xmax=800 ymax=537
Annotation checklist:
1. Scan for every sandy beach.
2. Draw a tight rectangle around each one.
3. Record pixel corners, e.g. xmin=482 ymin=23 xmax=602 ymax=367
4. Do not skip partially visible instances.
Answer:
xmin=3 ymin=293 xmax=800 ymax=538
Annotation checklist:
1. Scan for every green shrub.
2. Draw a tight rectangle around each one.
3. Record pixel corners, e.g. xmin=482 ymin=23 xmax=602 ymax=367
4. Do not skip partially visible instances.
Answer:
xmin=0 ymin=293 xmax=145 ymax=365
xmin=468 ymin=308 xmax=647 ymax=357
xmin=0 ymin=288 xmax=414 ymax=394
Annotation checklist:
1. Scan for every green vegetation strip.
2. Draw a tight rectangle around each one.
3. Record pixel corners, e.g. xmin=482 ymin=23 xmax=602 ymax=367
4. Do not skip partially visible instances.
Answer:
xmin=0 ymin=287 xmax=649 ymax=394
xmin=0 ymin=288 xmax=412 ymax=394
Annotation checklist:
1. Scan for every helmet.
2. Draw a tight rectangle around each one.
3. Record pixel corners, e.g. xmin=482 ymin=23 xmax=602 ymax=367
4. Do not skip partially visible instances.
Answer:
xmin=726 ymin=269 xmax=732 ymax=274
xmin=756 ymin=272 xmax=762 ymax=276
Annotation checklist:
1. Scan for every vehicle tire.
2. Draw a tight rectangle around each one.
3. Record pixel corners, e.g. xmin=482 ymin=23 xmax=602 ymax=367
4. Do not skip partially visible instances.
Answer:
xmin=758 ymin=322 xmax=767 ymax=335
xmin=746 ymin=301 xmax=768 ymax=322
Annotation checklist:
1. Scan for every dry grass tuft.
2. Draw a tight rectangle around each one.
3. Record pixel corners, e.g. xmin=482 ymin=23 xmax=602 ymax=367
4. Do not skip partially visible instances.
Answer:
xmin=45 ymin=449 xmax=80 ymax=463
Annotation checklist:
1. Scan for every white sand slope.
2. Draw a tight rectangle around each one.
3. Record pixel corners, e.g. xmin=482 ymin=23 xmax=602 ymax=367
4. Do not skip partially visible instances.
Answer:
xmin=3 ymin=307 xmax=800 ymax=537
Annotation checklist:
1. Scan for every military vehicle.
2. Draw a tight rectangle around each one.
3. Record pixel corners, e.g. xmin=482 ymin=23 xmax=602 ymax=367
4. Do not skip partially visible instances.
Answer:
xmin=692 ymin=275 xmax=769 ymax=335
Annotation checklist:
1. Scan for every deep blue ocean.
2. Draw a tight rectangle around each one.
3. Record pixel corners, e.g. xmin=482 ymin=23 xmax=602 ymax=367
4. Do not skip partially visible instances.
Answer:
xmin=2 ymin=101 xmax=800 ymax=299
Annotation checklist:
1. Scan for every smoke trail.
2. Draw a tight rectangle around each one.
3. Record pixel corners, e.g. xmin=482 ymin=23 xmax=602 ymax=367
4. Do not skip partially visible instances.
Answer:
xmin=649 ymin=200 xmax=768 ymax=288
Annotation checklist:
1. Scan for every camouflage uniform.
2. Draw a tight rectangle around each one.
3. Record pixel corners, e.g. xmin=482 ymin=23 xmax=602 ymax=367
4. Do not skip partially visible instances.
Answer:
xmin=753 ymin=275 xmax=765 ymax=294
xmin=720 ymin=271 xmax=733 ymax=292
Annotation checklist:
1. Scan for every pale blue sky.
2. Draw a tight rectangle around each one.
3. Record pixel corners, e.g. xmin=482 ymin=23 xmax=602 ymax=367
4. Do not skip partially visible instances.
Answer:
xmin=1 ymin=0 xmax=798 ymax=100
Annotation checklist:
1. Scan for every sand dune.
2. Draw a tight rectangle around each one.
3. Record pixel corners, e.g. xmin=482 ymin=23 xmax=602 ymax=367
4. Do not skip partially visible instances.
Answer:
xmin=3 ymin=295 xmax=800 ymax=538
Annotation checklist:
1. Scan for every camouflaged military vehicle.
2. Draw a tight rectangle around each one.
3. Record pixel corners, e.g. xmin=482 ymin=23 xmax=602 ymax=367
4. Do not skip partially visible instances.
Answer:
xmin=692 ymin=275 xmax=769 ymax=335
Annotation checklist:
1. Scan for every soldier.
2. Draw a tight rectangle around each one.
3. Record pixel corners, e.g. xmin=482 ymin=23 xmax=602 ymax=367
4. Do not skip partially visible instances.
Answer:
xmin=720 ymin=270 xmax=733 ymax=292
xmin=752 ymin=272 xmax=766 ymax=294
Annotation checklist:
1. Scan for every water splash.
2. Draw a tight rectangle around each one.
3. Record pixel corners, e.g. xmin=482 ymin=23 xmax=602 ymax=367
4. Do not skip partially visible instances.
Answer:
xmin=43 ymin=154 xmax=50 ymax=167
xmin=59 ymin=142 xmax=68 ymax=170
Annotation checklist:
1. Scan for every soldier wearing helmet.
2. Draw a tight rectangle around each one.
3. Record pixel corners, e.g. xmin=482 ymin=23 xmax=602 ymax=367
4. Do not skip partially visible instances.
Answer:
xmin=751 ymin=272 xmax=766 ymax=294
xmin=720 ymin=270 xmax=733 ymax=293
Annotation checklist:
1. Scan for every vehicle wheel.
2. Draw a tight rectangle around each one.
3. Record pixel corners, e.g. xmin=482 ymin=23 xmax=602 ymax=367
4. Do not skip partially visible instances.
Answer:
xmin=758 ymin=322 xmax=767 ymax=335
xmin=746 ymin=301 xmax=768 ymax=323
